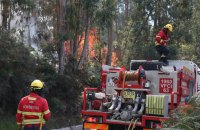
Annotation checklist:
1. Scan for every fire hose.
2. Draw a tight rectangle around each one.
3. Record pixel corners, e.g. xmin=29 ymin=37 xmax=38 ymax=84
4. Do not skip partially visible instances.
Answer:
xmin=122 ymin=71 xmax=127 ymax=97
xmin=128 ymin=118 xmax=139 ymax=130
xmin=39 ymin=113 xmax=44 ymax=130
xmin=122 ymin=70 xmax=139 ymax=96
xmin=108 ymin=95 xmax=117 ymax=112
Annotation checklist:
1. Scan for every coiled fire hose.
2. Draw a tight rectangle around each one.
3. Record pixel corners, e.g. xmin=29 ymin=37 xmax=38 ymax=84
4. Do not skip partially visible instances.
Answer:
xmin=122 ymin=71 xmax=138 ymax=96
xmin=122 ymin=71 xmax=127 ymax=96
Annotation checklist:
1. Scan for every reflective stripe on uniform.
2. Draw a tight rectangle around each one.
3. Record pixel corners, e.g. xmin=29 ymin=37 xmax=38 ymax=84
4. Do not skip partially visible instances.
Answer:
xmin=17 ymin=122 xmax=22 ymax=125
xmin=17 ymin=110 xmax=23 ymax=114
xmin=22 ymin=119 xmax=45 ymax=125
xmin=22 ymin=112 xmax=44 ymax=125
xmin=161 ymin=54 xmax=166 ymax=57
xmin=22 ymin=112 xmax=42 ymax=116
xmin=155 ymin=39 xmax=167 ymax=46
xmin=43 ymin=109 xmax=50 ymax=115
xmin=18 ymin=110 xmax=48 ymax=116
xmin=155 ymin=42 xmax=160 ymax=46
xmin=17 ymin=110 xmax=46 ymax=125
xmin=28 ymin=96 xmax=36 ymax=100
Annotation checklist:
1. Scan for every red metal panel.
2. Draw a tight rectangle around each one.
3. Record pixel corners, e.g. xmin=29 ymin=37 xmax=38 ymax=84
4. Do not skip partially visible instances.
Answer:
xmin=82 ymin=110 xmax=109 ymax=122
xmin=82 ymin=87 xmax=98 ymax=110
xmin=141 ymin=115 xmax=169 ymax=127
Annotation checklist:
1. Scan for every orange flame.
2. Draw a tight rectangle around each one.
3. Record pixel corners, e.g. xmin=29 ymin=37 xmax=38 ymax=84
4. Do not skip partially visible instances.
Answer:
xmin=64 ymin=28 xmax=118 ymax=66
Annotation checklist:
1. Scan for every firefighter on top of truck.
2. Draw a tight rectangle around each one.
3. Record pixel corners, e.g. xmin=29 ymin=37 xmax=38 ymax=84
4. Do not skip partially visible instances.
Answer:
xmin=155 ymin=23 xmax=173 ymax=65
xmin=16 ymin=79 xmax=51 ymax=130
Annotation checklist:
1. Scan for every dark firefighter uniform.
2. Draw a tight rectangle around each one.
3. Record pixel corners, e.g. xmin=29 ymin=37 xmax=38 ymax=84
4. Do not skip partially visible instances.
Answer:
xmin=155 ymin=24 xmax=173 ymax=65
xmin=16 ymin=80 xmax=51 ymax=130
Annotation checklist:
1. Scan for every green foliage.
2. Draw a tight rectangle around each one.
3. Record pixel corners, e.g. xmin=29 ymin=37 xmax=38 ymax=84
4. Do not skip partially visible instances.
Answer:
xmin=47 ymin=72 xmax=84 ymax=116
xmin=168 ymin=43 xmax=179 ymax=59
xmin=2 ymin=0 xmax=200 ymax=129
xmin=190 ymin=0 xmax=200 ymax=66
xmin=49 ymin=97 xmax=66 ymax=114
xmin=115 ymin=0 xmax=156 ymax=66
xmin=0 ymin=29 xmax=91 ymax=120
xmin=170 ymin=0 xmax=193 ymax=45
xmin=0 ymin=116 xmax=18 ymax=130
xmin=115 ymin=0 xmax=198 ymax=66
xmin=83 ymin=0 xmax=99 ymax=14
xmin=95 ymin=0 xmax=116 ymax=28
xmin=83 ymin=61 xmax=101 ymax=87
xmin=0 ymin=30 xmax=36 ymax=114
xmin=163 ymin=93 xmax=200 ymax=130
xmin=14 ymin=0 xmax=35 ymax=9
xmin=178 ymin=44 xmax=195 ymax=60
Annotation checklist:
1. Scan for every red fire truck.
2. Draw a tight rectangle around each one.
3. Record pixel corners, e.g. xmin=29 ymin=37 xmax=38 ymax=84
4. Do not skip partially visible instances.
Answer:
xmin=81 ymin=60 xmax=200 ymax=130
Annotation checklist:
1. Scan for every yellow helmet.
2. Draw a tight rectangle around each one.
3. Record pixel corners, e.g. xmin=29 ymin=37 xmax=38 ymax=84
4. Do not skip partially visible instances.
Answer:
xmin=164 ymin=24 xmax=173 ymax=32
xmin=30 ymin=80 xmax=44 ymax=89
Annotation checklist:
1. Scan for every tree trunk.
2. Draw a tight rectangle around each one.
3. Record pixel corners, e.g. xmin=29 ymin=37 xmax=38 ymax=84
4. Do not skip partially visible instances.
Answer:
xmin=8 ymin=4 xmax=12 ymax=31
xmin=106 ymin=22 xmax=113 ymax=65
xmin=73 ymin=23 xmax=79 ymax=57
xmin=27 ymin=12 xmax=31 ymax=47
xmin=1 ymin=0 xmax=10 ymax=30
xmin=154 ymin=0 xmax=158 ymax=32
xmin=77 ymin=16 xmax=90 ymax=70
xmin=125 ymin=0 xmax=129 ymax=19
xmin=58 ymin=0 xmax=66 ymax=75
xmin=73 ymin=0 xmax=81 ymax=57
xmin=73 ymin=33 xmax=78 ymax=56
xmin=157 ymin=1 xmax=161 ymax=28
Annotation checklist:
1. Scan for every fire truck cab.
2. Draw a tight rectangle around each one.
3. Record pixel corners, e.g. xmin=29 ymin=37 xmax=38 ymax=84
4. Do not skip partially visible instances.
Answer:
xmin=82 ymin=60 xmax=200 ymax=130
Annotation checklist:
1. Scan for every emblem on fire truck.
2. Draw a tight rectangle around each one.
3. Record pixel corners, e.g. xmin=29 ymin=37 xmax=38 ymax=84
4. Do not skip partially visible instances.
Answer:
xmin=106 ymin=72 xmax=119 ymax=95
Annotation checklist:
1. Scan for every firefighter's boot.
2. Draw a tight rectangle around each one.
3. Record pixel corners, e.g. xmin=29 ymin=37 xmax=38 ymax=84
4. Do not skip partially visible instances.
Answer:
xmin=159 ymin=57 xmax=164 ymax=62
xmin=163 ymin=57 xmax=169 ymax=65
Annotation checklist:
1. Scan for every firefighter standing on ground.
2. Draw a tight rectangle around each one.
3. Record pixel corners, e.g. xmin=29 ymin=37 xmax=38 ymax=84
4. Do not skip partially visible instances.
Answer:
xmin=155 ymin=24 xmax=173 ymax=65
xmin=16 ymin=80 xmax=51 ymax=130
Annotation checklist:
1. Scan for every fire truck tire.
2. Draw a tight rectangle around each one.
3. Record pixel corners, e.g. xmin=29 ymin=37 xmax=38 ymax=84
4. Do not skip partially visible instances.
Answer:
xmin=131 ymin=62 xmax=164 ymax=70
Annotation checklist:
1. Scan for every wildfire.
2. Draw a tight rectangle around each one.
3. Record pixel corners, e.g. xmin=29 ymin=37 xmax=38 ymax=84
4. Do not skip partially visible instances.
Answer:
xmin=64 ymin=28 xmax=118 ymax=66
